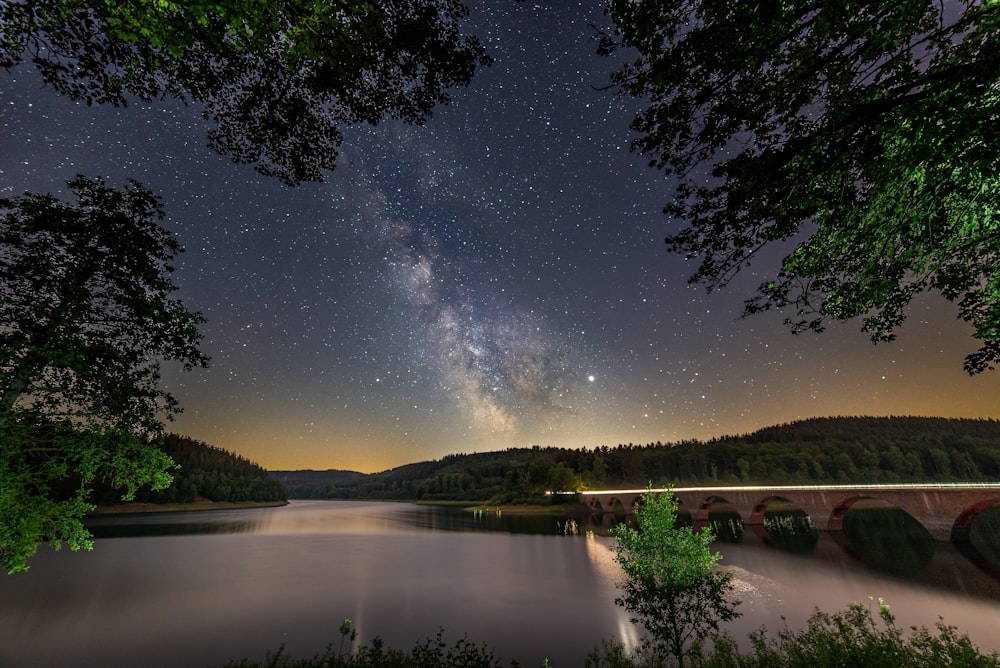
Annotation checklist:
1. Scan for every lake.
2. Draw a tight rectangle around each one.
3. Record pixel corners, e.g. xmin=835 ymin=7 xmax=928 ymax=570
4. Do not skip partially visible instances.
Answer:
xmin=2 ymin=500 xmax=999 ymax=667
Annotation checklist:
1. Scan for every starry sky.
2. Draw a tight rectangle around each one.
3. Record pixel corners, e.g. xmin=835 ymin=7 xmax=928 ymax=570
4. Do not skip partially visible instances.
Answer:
xmin=3 ymin=2 xmax=1000 ymax=473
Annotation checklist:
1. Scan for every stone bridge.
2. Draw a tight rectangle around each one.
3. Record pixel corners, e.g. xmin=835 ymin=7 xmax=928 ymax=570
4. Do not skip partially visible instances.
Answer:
xmin=578 ymin=484 xmax=1000 ymax=542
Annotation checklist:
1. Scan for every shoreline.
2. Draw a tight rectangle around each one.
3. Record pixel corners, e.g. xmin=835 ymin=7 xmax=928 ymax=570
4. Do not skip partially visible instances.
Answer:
xmin=277 ymin=497 xmax=590 ymax=516
xmin=371 ymin=498 xmax=590 ymax=515
xmin=87 ymin=499 xmax=289 ymax=516
xmin=464 ymin=502 xmax=590 ymax=515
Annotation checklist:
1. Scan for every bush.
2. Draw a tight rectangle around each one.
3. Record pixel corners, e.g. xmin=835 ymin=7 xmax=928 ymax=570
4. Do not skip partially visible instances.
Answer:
xmin=586 ymin=599 xmax=1000 ymax=668
xmin=224 ymin=623 xmax=513 ymax=668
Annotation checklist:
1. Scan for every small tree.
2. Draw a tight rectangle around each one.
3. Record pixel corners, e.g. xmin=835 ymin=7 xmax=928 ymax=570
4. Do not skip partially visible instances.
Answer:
xmin=0 ymin=176 xmax=208 ymax=573
xmin=613 ymin=486 xmax=741 ymax=666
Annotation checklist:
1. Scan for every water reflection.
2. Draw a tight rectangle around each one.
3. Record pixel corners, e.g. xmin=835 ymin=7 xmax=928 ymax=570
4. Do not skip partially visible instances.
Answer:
xmin=969 ymin=504 xmax=1000 ymax=569
xmin=86 ymin=517 xmax=264 ymax=538
xmin=394 ymin=505 xmax=573 ymax=535
xmin=4 ymin=503 xmax=635 ymax=668
xmin=83 ymin=503 xmax=575 ymax=538
xmin=840 ymin=507 xmax=936 ymax=577
xmin=81 ymin=500 xmax=1000 ymax=600
xmin=3 ymin=500 xmax=999 ymax=668
xmin=83 ymin=500 xmax=1000 ymax=585
xmin=583 ymin=532 xmax=640 ymax=656
xmin=759 ymin=510 xmax=819 ymax=554
xmin=596 ymin=503 xmax=999 ymax=599
xmin=707 ymin=511 xmax=744 ymax=543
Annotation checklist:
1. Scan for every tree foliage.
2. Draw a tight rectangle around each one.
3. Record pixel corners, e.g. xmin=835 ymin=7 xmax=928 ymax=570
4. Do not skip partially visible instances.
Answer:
xmin=0 ymin=175 xmax=207 ymax=431
xmin=91 ymin=433 xmax=288 ymax=505
xmin=0 ymin=176 xmax=207 ymax=572
xmin=612 ymin=487 xmax=740 ymax=666
xmin=0 ymin=0 xmax=490 ymax=184
xmin=600 ymin=0 xmax=1000 ymax=373
xmin=587 ymin=599 xmax=1000 ymax=668
xmin=1 ymin=416 xmax=175 ymax=573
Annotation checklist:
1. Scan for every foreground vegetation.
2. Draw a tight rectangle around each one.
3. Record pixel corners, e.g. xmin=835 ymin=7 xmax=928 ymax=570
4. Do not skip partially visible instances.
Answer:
xmin=587 ymin=600 xmax=1000 ymax=668
xmin=226 ymin=623 xmax=508 ymax=668
xmin=274 ymin=417 xmax=1000 ymax=503
xmin=224 ymin=602 xmax=999 ymax=667
xmin=613 ymin=489 xmax=740 ymax=666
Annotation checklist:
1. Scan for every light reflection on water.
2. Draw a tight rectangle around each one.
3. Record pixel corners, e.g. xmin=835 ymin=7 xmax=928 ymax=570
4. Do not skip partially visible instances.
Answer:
xmin=1 ymin=500 xmax=998 ymax=668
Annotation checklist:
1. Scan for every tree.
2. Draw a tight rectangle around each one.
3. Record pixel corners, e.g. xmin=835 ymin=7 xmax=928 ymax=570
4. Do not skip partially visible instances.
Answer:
xmin=600 ymin=1 xmax=1000 ymax=373
xmin=0 ymin=175 xmax=208 ymax=573
xmin=612 ymin=486 xmax=740 ymax=666
xmin=547 ymin=461 xmax=581 ymax=492
xmin=0 ymin=0 xmax=490 ymax=185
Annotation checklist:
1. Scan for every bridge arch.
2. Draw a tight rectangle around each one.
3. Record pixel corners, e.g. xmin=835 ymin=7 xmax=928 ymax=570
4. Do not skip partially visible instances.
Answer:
xmin=951 ymin=497 xmax=1000 ymax=543
xmin=603 ymin=496 xmax=632 ymax=515
xmin=693 ymin=494 xmax=734 ymax=524
xmin=749 ymin=495 xmax=791 ymax=525
xmin=828 ymin=495 xmax=874 ymax=532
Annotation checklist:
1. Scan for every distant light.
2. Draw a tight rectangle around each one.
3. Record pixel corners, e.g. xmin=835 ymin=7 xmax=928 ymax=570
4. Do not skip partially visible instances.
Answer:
xmin=588 ymin=375 xmax=595 ymax=382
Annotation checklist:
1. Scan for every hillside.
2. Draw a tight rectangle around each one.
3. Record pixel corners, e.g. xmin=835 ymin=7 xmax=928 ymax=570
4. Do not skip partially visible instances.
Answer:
xmin=271 ymin=469 xmax=365 ymax=499
xmin=92 ymin=433 xmax=288 ymax=506
xmin=273 ymin=417 xmax=1000 ymax=504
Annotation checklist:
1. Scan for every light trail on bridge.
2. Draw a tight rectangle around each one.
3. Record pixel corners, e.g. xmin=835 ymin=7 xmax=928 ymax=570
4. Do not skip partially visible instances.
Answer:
xmin=572 ymin=482 xmax=1000 ymax=496
xmin=569 ymin=483 xmax=1000 ymax=542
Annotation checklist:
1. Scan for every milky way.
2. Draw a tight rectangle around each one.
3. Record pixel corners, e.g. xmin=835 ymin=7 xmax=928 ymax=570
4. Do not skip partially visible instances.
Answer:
xmin=362 ymin=179 xmax=588 ymax=436
xmin=2 ymin=1 xmax=999 ymax=472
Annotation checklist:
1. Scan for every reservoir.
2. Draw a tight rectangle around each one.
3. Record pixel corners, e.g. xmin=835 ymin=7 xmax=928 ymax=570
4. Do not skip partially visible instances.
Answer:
xmin=2 ymin=500 xmax=999 ymax=667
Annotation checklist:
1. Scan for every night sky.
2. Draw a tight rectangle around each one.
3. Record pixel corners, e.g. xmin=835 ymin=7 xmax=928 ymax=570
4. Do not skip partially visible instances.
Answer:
xmin=3 ymin=2 xmax=999 ymax=473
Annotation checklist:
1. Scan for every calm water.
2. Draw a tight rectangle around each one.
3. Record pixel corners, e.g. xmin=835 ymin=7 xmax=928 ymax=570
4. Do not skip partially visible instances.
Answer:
xmin=2 ymin=500 xmax=999 ymax=667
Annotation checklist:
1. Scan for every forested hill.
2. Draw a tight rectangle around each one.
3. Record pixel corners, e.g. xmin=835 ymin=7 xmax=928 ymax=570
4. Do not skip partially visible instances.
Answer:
xmin=93 ymin=434 xmax=287 ymax=505
xmin=269 ymin=469 xmax=365 ymax=500
xmin=273 ymin=417 xmax=1000 ymax=504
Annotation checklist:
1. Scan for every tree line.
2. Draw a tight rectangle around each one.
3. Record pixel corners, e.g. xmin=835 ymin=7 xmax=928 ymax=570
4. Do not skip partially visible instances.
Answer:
xmin=274 ymin=417 xmax=1000 ymax=504
xmin=90 ymin=433 xmax=288 ymax=505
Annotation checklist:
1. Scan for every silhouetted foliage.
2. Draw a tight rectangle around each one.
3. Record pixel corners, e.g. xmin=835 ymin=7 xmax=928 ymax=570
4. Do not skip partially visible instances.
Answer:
xmin=274 ymin=417 xmax=1000 ymax=502
xmin=226 ymin=623 xmax=508 ymax=668
xmin=0 ymin=0 xmax=490 ymax=184
xmin=0 ymin=176 xmax=208 ymax=431
xmin=599 ymin=0 xmax=1000 ymax=374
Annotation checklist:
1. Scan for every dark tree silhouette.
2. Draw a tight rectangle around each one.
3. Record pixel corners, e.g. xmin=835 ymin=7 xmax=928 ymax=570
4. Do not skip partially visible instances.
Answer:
xmin=0 ymin=176 xmax=208 ymax=572
xmin=0 ymin=0 xmax=490 ymax=184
